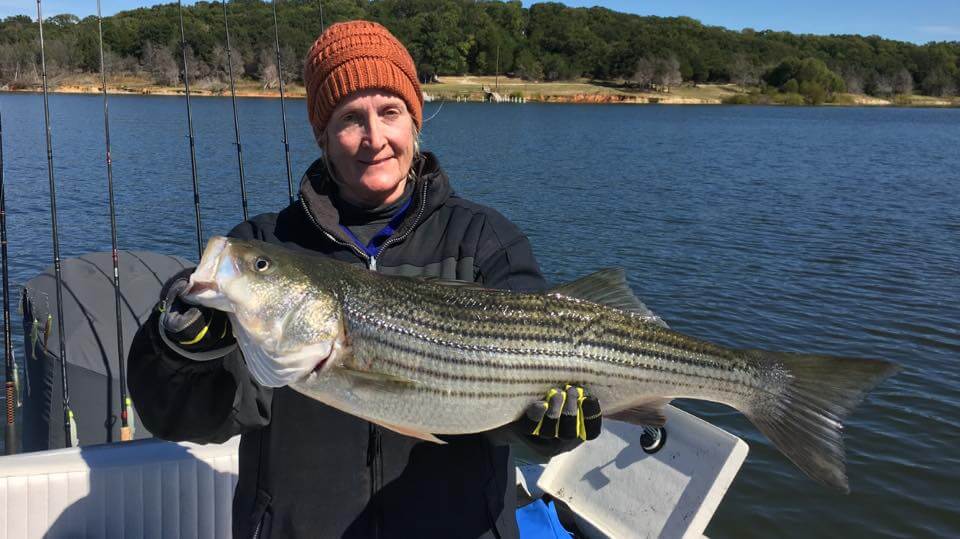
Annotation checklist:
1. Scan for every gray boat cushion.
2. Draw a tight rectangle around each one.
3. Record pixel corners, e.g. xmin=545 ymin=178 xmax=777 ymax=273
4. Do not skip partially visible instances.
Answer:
xmin=19 ymin=251 xmax=191 ymax=450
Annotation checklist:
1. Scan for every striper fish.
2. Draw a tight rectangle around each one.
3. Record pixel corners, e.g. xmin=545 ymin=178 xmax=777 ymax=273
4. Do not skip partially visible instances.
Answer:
xmin=186 ymin=236 xmax=898 ymax=492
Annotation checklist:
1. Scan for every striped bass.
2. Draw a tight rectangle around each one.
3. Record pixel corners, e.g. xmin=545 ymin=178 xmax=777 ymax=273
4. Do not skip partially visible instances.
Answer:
xmin=186 ymin=236 xmax=898 ymax=492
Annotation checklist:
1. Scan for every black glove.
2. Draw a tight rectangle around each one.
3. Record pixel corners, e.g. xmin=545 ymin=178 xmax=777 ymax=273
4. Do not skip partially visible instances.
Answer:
xmin=158 ymin=268 xmax=235 ymax=356
xmin=517 ymin=385 xmax=602 ymax=442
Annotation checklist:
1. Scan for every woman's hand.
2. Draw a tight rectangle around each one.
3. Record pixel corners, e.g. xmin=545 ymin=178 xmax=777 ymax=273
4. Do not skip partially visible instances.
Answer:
xmin=518 ymin=385 xmax=602 ymax=442
xmin=158 ymin=268 xmax=235 ymax=358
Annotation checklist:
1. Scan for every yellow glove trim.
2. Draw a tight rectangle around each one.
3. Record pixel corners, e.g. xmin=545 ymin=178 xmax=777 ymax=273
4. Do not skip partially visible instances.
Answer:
xmin=556 ymin=389 xmax=568 ymax=437
xmin=531 ymin=401 xmax=549 ymax=436
xmin=178 ymin=322 xmax=210 ymax=346
xmin=576 ymin=387 xmax=587 ymax=441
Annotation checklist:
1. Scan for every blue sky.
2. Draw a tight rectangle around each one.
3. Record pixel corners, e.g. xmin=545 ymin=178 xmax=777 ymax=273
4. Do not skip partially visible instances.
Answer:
xmin=2 ymin=0 xmax=959 ymax=44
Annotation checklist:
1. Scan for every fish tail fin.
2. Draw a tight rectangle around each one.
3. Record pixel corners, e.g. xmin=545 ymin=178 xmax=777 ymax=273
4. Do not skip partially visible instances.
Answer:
xmin=742 ymin=350 xmax=899 ymax=493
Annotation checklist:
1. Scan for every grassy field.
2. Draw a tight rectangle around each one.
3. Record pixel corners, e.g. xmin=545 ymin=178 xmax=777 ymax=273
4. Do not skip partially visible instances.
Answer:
xmin=424 ymin=75 xmax=957 ymax=106
xmin=427 ymin=75 xmax=618 ymax=95
xmin=424 ymin=75 xmax=744 ymax=104
xmin=5 ymin=73 xmax=308 ymax=98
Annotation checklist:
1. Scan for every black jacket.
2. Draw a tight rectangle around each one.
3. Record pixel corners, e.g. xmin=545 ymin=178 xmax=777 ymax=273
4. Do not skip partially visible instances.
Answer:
xmin=128 ymin=153 xmax=548 ymax=539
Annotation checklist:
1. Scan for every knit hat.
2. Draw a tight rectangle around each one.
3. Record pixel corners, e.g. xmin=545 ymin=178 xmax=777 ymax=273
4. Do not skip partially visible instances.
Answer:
xmin=304 ymin=20 xmax=423 ymax=142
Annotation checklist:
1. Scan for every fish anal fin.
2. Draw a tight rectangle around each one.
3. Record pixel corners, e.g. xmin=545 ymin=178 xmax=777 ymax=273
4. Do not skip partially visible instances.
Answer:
xmin=549 ymin=269 xmax=668 ymax=328
xmin=607 ymin=397 xmax=672 ymax=427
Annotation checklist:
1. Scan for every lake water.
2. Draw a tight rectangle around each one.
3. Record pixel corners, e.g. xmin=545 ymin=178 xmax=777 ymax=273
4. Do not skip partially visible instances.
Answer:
xmin=0 ymin=93 xmax=958 ymax=538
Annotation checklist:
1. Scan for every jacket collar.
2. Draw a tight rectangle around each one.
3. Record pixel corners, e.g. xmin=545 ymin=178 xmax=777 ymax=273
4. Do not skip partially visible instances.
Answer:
xmin=298 ymin=151 xmax=452 ymax=250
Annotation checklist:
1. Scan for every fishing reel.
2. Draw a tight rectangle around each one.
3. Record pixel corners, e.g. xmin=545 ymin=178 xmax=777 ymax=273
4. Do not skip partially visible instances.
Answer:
xmin=640 ymin=425 xmax=667 ymax=454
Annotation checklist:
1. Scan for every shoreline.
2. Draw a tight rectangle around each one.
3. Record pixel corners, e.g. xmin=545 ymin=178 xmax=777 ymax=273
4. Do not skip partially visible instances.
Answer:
xmin=2 ymin=76 xmax=957 ymax=107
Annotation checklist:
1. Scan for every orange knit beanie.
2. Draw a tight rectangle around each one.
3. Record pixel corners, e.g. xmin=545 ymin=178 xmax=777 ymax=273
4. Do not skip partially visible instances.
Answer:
xmin=304 ymin=20 xmax=423 ymax=142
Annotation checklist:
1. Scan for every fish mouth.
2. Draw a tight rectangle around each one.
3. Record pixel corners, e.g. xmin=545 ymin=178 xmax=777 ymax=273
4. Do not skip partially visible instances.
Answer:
xmin=183 ymin=236 xmax=230 ymax=304
xmin=185 ymin=280 xmax=217 ymax=297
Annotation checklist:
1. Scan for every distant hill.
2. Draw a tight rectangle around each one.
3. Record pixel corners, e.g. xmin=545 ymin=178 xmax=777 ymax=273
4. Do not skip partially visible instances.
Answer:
xmin=1 ymin=0 xmax=957 ymax=98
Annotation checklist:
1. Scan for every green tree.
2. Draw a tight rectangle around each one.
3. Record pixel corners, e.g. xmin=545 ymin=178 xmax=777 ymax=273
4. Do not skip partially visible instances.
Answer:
xmin=515 ymin=48 xmax=543 ymax=81
xmin=765 ymin=57 xmax=844 ymax=98
xmin=799 ymin=80 xmax=826 ymax=104
xmin=0 ymin=0 xmax=956 ymax=94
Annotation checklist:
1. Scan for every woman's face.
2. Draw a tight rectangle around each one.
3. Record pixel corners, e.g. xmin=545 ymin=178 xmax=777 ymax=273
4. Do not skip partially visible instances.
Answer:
xmin=323 ymin=89 xmax=416 ymax=207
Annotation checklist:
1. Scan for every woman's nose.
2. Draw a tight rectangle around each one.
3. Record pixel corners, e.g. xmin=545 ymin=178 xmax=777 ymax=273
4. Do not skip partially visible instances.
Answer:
xmin=363 ymin=117 xmax=386 ymax=149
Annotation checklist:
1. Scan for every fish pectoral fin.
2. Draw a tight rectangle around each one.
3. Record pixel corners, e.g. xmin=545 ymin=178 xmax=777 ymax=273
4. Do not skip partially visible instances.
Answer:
xmin=340 ymin=366 xmax=419 ymax=392
xmin=606 ymin=397 xmax=672 ymax=427
xmin=376 ymin=422 xmax=448 ymax=444
xmin=343 ymin=407 xmax=448 ymax=444
xmin=549 ymin=268 xmax=668 ymax=328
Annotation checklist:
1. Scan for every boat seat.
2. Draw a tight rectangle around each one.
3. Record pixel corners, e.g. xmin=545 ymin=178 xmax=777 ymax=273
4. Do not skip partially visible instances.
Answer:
xmin=0 ymin=436 xmax=239 ymax=539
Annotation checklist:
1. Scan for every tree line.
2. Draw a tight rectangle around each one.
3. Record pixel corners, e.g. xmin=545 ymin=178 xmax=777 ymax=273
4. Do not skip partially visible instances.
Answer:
xmin=1 ymin=0 xmax=958 ymax=98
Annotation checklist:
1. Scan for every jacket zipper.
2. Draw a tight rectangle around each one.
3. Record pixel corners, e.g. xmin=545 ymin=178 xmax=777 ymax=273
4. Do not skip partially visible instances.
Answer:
xmin=368 ymin=180 xmax=429 ymax=270
xmin=367 ymin=422 xmax=383 ymax=539
xmin=251 ymin=519 xmax=262 ymax=539
xmin=299 ymin=181 xmax=429 ymax=271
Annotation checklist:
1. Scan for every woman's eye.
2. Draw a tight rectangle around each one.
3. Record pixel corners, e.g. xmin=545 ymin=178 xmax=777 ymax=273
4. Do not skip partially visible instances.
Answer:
xmin=254 ymin=257 xmax=271 ymax=272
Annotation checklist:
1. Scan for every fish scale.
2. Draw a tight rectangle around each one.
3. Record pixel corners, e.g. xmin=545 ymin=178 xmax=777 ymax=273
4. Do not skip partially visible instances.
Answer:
xmin=187 ymin=236 xmax=899 ymax=492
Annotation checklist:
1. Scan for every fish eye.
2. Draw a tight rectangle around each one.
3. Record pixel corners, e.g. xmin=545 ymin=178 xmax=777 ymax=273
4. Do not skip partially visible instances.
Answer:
xmin=254 ymin=256 xmax=271 ymax=273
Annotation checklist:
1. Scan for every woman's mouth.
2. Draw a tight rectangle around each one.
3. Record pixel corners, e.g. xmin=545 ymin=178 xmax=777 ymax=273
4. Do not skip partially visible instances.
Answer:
xmin=360 ymin=156 xmax=393 ymax=166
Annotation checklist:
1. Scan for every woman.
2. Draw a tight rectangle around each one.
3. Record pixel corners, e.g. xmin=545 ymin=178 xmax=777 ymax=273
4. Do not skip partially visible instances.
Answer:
xmin=129 ymin=21 xmax=598 ymax=538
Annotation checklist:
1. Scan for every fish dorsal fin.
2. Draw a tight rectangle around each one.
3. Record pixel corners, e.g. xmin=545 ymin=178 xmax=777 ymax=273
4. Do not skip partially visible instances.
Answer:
xmin=550 ymin=269 xmax=669 ymax=327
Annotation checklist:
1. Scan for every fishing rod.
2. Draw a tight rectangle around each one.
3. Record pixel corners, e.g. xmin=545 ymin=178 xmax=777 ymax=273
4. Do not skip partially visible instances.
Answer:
xmin=316 ymin=0 xmax=324 ymax=32
xmin=272 ymin=0 xmax=295 ymax=205
xmin=221 ymin=0 xmax=249 ymax=221
xmin=177 ymin=0 xmax=204 ymax=260
xmin=1 ymin=109 xmax=16 ymax=455
xmin=36 ymin=0 xmax=77 ymax=448
xmin=96 ymin=0 xmax=133 ymax=442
